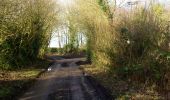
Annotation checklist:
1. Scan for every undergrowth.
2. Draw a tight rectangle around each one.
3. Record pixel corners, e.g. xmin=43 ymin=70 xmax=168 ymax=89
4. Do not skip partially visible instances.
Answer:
xmin=0 ymin=60 xmax=50 ymax=100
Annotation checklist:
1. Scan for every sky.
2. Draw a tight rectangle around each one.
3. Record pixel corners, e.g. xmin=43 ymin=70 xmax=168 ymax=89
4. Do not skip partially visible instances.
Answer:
xmin=57 ymin=0 xmax=74 ymax=7
xmin=49 ymin=0 xmax=170 ymax=48
xmin=159 ymin=0 xmax=170 ymax=4
xmin=49 ymin=36 xmax=58 ymax=48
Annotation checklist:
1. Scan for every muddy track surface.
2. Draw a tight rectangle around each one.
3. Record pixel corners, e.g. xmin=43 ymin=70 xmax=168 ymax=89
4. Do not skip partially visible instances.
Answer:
xmin=19 ymin=57 xmax=111 ymax=100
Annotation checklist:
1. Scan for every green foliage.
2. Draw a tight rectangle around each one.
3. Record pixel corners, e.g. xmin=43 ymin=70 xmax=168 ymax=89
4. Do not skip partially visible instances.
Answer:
xmin=98 ymin=0 xmax=108 ymax=12
xmin=62 ymin=44 xmax=76 ymax=53
xmin=110 ymin=4 xmax=170 ymax=87
xmin=0 ymin=60 xmax=50 ymax=99
xmin=1 ymin=0 xmax=169 ymax=96
xmin=48 ymin=48 xmax=58 ymax=53
xmin=70 ymin=0 xmax=170 ymax=92
xmin=0 ymin=0 xmax=58 ymax=69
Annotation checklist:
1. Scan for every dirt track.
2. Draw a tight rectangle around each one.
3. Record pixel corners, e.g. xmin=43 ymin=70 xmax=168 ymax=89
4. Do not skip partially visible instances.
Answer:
xmin=19 ymin=57 xmax=111 ymax=100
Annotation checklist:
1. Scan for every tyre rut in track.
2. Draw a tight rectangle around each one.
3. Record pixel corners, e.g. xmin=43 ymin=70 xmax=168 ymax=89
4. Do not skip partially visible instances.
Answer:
xmin=19 ymin=58 xmax=111 ymax=100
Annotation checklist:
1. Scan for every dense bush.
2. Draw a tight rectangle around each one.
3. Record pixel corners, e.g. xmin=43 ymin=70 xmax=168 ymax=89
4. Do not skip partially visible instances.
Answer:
xmin=112 ymin=5 xmax=170 ymax=85
xmin=0 ymin=0 xmax=58 ymax=69
xmin=1 ymin=0 xmax=170 ymax=94
xmin=68 ymin=0 xmax=170 ymax=93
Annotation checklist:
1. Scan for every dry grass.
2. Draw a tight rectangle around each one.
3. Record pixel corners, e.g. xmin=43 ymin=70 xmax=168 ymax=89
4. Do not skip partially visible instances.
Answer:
xmin=0 ymin=60 xmax=50 ymax=100
xmin=0 ymin=70 xmax=42 ymax=81
xmin=82 ymin=65 xmax=165 ymax=100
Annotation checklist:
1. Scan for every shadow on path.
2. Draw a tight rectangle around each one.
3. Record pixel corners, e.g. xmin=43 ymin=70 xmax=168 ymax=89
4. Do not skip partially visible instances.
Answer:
xmin=19 ymin=56 xmax=112 ymax=100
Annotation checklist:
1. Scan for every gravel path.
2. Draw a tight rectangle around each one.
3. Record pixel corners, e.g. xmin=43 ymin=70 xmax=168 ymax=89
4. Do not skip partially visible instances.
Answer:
xmin=19 ymin=58 xmax=109 ymax=100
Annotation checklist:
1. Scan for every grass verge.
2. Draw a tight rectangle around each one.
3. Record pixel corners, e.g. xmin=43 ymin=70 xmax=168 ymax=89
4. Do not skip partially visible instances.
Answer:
xmin=0 ymin=59 xmax=50 ymax=100
xmin=81 ymin=65 xmax=165 ymax=100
